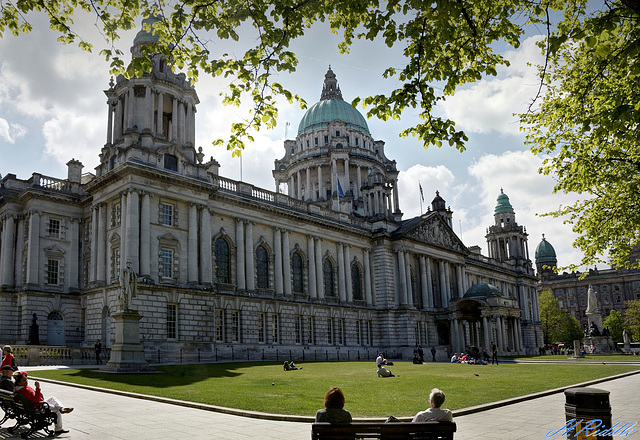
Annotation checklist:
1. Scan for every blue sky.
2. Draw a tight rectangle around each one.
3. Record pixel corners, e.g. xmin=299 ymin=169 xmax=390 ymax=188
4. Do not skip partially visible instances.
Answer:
xmin=0 ymin=11 xmax=591 ymax=269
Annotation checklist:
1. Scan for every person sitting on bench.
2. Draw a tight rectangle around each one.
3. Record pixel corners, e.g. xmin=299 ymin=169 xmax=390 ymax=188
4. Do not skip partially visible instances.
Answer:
xmin=315 ymin=387 xmax=352 ymax=424
xmin=13 ymin=371 xmax=74 ymax=435
xmin=0 ymin=365 xmax=15 ymax=391
xmin=412 ymin=388 xmax=453 ymax=422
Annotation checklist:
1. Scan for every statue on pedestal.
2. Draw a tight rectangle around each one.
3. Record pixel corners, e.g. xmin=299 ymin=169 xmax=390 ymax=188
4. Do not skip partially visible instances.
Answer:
xmin=118 ymin=260 xmax=138 ymax=311
xmin=585 ymin=284 xmax=599 ymax=314
xmin=29 ymin=313 xmax=40 ymax=345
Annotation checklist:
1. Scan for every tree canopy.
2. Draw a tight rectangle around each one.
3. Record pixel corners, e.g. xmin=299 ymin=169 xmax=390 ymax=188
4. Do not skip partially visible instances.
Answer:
xmin=1 ymin=0 xmax=639 ymax=268
xmin=603 ymin=309 xmax=626 ymax=343
xmin=539 ymin=289 xmax=583 ymax=345
xmin=624 ymin=299 xmax=640 ymax=342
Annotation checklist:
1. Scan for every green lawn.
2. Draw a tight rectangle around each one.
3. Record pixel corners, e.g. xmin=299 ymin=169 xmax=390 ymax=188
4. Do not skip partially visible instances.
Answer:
xmin=508 ymin=354 xmax=639 ymax=361
xmin=30 ymin=362 xmax=639 ymax=417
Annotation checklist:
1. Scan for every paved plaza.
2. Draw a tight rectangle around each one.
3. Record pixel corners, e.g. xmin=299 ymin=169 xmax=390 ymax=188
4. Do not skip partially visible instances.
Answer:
xmin=0 ymin=365 xmax=637 ymax=439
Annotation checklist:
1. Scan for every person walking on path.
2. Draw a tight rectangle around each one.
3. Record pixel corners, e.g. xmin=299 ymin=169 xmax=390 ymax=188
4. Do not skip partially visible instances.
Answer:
xmin=431 ymin=346 xmax=437 ymax=362
xmin=94 ymin=340 xmax=103 ymax=365
xmin=491 ymin=342 xmax=499 ymax=365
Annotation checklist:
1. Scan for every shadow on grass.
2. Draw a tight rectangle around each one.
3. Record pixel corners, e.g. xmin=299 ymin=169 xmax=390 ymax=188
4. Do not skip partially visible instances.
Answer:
xmin=43 ymin=362 xmax=284 ymax=389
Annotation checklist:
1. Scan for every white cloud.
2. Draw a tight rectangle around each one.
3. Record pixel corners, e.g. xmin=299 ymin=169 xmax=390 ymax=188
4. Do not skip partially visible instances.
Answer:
xmin=0 ymin=118 xmax=27 ymax=144
xmin=398 ymin=164 xmax=456 ymax=219
xmin=42 ymin=109 xmax=103 ymax=172
xmin=440 ymin=36 xmax=545 ymax=136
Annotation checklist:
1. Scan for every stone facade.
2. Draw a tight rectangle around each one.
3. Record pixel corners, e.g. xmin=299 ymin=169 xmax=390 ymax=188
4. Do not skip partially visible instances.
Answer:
xmin=0 ymin=20 xmax=542 ymax=360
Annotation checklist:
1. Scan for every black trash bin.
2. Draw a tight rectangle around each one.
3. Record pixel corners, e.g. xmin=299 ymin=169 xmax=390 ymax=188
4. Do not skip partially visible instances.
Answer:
xmin=563 ymin=387 xmax=612 ymax=440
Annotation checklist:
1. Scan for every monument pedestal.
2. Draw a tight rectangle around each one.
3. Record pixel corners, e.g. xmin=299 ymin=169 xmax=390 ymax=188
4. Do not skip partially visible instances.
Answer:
xmin=584 ymin=335 xmax=615 ymax=354
xmin=103 ymin=310 xmax=150 ymax=372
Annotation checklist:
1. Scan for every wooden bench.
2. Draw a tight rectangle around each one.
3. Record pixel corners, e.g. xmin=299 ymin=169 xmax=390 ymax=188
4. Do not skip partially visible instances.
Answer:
xmin=0 ymin=389 xmax=57 ymax=438
xmin=312 ymin=421 xmax=456 ymax=440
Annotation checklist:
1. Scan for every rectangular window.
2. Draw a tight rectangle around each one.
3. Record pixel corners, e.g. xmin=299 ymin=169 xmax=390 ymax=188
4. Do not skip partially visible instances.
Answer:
xmin=602 ymin=285 xmax=608 ymax=293
xmin=337 ymin=319 xmax=344 ymax=345
xmin=110 ymin=247 xmax=120 ymax=280
xmin=327 ymin=318 xmax=333 ymax=345
xmin=295 ymin=316 xmax=302 ymax=344
xmin=215 ymin=309 xmax=225 ymax=342
xmin=356 ymin=320 xmax=362 ymax=346
xmin=167 ymin=304 xmax=177 ymax=339
xmin=324 ymin=135 xmax=328 ymax=144
xmin=48 ymin=218 xmax=60 ymax=238
xmin=272 ymin=314 xmax=279 ymax=344
xmin=567 ymin=288 xmax=574 ymax=297
xmin=258 ymin=313 xmax=266 ymax=343
xmin=160 ymin=203 xmax=174 ymax=226
xmin=363 ymin=321 xmax=370 ymax=346
xmin=367 ymin=321 xmax=372 ymax=346
xmin=46 ymin=259 xmax=59 ymax=285
xmin=306 ymin=316 xmax=314 ymax=345
xmin=314 ymin=137 xmax=318 ymax=146
xmin=355 ymin=137 xmax=359 ymax=146
xmin=111 ymin=202 xmax=121 ymax=227
xmin=232 ymin=310 xmax=241 ymax=342
xmin=160 ymin=248 xmax=173 ymax=278
xmin=569 ymin=299 xmax=575 ymax=307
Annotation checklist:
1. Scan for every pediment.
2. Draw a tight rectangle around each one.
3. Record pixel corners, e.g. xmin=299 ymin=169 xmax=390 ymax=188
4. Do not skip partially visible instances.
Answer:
xmin=399 ymin=214 xmax=467 ymax=253
xmin=158 ymin=233 xmax=180 ymax=245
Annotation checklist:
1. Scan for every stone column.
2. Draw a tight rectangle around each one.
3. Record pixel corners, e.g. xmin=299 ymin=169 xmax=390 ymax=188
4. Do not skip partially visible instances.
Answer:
xmin=188 ymin=204 xmax=199 ymax=284
xmin=245 ymin=221 xmax=255 ymax=291
xmin=122 ymin=89 xmax=129 ymax=131
xmin=356 ymin=166 xmax=362 ymax=199
xmin=425 ymin=257 xmax=434 ymax=308
xmin=404 ymin=251 xmax=412 ymax=306
xmin=439 ymin=260 xmax=447 ymax=308
xmin=200 ymin=207 xmax=212 ymax=284
xmin=420 ymin=256 xmax=428 ymax=309
xmin=344 ymin=158 xmax=350 ymax=195
xmin=456 ymin=265 xmax=465 ymax=298
xmin=296 ymin=170 xmax=302 ymax=200
xmin=482 ymin=316 xmax=491 ymax=349
xmin=139 ymin=193 xmax=151 ymax=277
xmin=397 ymin=250 xmax=407 ymax=305
xmin=156 ymin=92 xmax=164 ymax=136
xmin=90 ymin=206 xmax=98 ymax=283
xmin=451 ymin=318 xmax=459 ymax=353
xmin=517 ymin=319 xmax=524 ymax=352
xmin=106 ymin=100 xmax=114 ymax=144
xmin=171 ymin=97 xmax=178 ymax=141
xmin=337 ymin=243 xmax=346 ymax=302
xmin=96 ymin=204 xmax=106 ymax=283
xmin=144 ymin=86 xmax=152 ymax=131
xmin=25 ymin=211 xmax=40 ymax=287
xmin=393 ymin=178 xmax=400 ymax=212
xmin=315 ymin=237 xmax=323 ymax=298
xmin=288 ymin=176 xmax=294 ymax=197
xmin=68 ymin=218 xmax=80 ymax=290
xmin=444 ymin=262 xmax=452 ymax=303
xmin=282 ymin=230 xmax=291 ymax=295
xmin=120 ymin=191 xmax=127 ymax=272
xmin=345 ymin=244 xmax=352 ymax=302
xmin=0 ymin=215 xmax=15 ymax=287
xmin=115 ymin=99 xmax=123 ymax=139
xmin=307 ymin=236 xmax=317 ymax=299
xmin=497 ymin=317 xmax=505 ymax=353
xmin=331 ymin=159 xmax=337 ymax=195
xmin=306 ymin=168 xmax=311 ymax=201
xmin=317 ymin=166 xmax=323 ymax=200
xmin=125 ymin=189 xmax=139 ymax=272
xmin=235 ymin=219 xmax=245 ymax=290
xmin=364 ymin=248 xmax=372 ymax=304
xmin=274 ymin=228 xmax=283 ymax=295
xmin=186 ymin=102 xmax=194 ymax=144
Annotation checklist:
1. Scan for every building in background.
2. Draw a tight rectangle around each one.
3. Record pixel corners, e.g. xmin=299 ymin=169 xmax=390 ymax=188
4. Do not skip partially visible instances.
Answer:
xmin=535 ymin=236 xmax=640 ymax=330
xmin=0 ymin=18 xmax=542 ymax=359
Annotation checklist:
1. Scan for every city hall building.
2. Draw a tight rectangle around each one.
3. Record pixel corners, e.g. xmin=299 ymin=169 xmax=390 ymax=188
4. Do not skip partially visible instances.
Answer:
xmin=0 ymin=20 xmax=542 ymax=360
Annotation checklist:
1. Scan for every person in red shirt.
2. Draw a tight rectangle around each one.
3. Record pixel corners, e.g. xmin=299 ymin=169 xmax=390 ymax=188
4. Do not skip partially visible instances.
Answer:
xmin=13 ymin=371 xmax=73 ymax=435
xmin=1 ymin=345 xmax=15 ymax=370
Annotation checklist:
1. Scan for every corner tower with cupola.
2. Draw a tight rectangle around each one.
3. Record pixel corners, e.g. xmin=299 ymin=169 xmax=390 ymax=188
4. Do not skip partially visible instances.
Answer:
xmin=485 ymin=189 xmax=530 ymax=266
xmin=273 ymin=67 xmax=401 ymax=221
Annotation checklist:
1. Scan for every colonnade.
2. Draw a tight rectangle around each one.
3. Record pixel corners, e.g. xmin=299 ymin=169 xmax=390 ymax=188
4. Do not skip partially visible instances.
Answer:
xmin=281 ymin=158 xmax=400 ymax=212
xmin=106 ymin=84 xmax=196 ymax=146
xmin=449 ymin=314 xmax=525 ymax=354
xmin=395 ymin=249 xmax=465 ymax=309
xmin=487 ymin=233 xmax=530 ymax=261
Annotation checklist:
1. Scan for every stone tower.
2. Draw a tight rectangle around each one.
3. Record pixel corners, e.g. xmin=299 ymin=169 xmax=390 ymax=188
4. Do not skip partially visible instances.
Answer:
xmin=485 ymin=189 xmax=530 ymax=264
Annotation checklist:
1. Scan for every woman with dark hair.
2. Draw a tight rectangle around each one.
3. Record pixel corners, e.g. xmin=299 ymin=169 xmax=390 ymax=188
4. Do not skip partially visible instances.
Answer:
xmin=315 ymin=387 xmax=352 ymax=423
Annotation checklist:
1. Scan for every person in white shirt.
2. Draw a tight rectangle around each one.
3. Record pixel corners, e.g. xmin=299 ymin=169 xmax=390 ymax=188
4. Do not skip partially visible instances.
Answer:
xmin=450 ymin=353 xmax=458 ymax=363
xmin=376 ymin=353 xmax=387 ymax=367
xmin=412 ymin=388 xmax=454 ymax=423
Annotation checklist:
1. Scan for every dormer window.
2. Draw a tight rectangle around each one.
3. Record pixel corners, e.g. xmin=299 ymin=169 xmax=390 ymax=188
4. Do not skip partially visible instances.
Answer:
xmin=164 ymin=154 xmax=178 ymax=171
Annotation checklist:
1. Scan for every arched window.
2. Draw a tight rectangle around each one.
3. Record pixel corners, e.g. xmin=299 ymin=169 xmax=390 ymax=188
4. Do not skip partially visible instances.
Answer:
xmin=292 ymin=252 xmax=304 ymax=293
xmin=323 ymin=259 xmax=335 ymax=297
xmin=256 ymin=245 xmax=269 ymax=289
xmin=351 ymin=263 xmax=362 ymax=301
xmin=215 ymin=238 xmax=230 ymax=284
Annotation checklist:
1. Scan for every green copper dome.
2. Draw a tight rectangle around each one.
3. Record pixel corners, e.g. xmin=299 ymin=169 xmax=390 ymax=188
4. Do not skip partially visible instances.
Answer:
xmin=133 ymin=16 xmax=161 ymax=46
xmin=464 ymin=283 xmax=504 ymax=299
xmin=297 ymin=67 xmax=370 ymax=136
xmin=535 ymin=235 xmax=557 ymax=264
xmin=494 ymin=189 xmax=514 ymax=214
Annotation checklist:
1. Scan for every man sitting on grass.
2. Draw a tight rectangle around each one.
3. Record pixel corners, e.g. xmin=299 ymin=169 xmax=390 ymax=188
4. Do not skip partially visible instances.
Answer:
xmin=412 ymin=388 xmax=453 ymax=422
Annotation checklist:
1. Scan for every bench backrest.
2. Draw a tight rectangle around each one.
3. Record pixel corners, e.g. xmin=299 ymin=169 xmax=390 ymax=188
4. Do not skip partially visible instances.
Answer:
xmin=312 ymin=422 xmax=456 ymax=440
